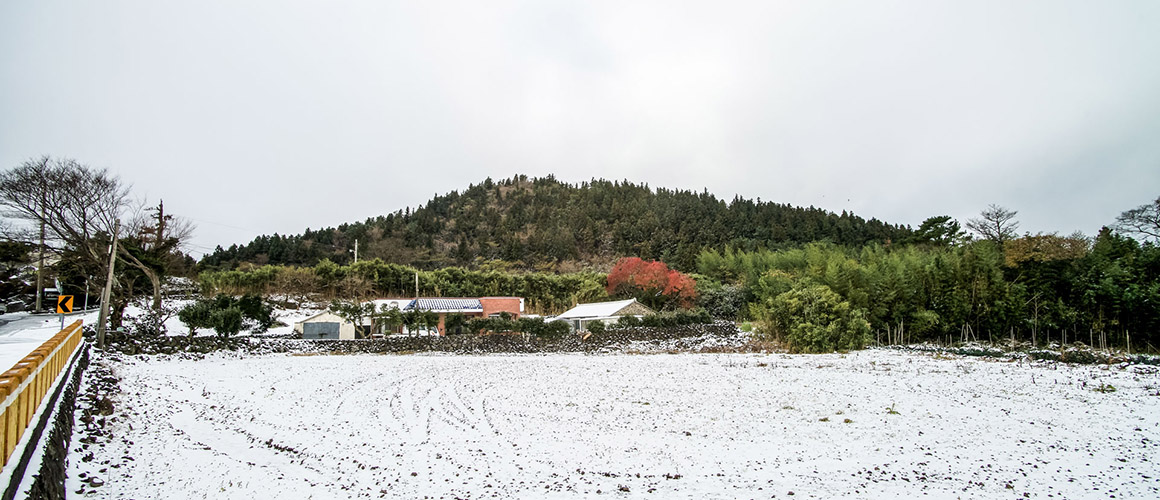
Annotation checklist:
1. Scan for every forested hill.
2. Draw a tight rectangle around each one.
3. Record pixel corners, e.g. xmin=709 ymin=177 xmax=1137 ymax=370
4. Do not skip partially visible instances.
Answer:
xmin=199 ymin=175 xmax=911 ymax=272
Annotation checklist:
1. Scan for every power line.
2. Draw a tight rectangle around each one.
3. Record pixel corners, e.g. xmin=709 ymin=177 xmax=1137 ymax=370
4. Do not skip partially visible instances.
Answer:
xmin=186 ymin=217 xmax=261 ymax=233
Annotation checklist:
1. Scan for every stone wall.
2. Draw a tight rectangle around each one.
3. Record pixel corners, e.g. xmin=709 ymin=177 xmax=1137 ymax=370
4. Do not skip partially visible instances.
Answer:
xmin=23 ymin=345 xmax=89 ymax=500
xmin=94 ymin=320 xmax=742 ymax=356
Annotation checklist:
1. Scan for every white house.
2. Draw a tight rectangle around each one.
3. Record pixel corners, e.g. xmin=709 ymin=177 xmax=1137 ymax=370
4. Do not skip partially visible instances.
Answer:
xmin=552 ymin=298 xmax=654 ymax=332
xmin=293 ymin=299 xmax=414 ymax=339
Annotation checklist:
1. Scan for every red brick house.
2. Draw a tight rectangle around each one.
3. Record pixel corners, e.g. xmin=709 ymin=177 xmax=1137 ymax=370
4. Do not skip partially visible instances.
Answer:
xmin=404 ymin=297 xmax=524 ymax=336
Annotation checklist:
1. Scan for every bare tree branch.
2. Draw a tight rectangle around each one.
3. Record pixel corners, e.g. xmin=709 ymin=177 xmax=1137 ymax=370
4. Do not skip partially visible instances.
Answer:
xmin=1114 ymin=196 xmax=1160 ymax=243
xmin=965 ymin=204 xmax=1019 ymax=245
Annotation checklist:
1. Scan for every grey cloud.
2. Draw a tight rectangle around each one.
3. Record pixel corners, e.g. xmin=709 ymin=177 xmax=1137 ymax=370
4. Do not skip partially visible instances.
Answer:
xmin=2 ymin=0 xmax=1158 ymax=255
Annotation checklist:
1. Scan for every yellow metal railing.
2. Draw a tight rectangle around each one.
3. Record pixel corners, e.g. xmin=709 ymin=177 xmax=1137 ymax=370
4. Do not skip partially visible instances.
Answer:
xmin=0 ymin=320 xmax=84 ymax=466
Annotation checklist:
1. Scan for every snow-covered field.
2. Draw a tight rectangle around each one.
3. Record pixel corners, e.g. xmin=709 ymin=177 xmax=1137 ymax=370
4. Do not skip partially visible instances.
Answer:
xmin=69 ymin=350 xmax=1160 ymax=499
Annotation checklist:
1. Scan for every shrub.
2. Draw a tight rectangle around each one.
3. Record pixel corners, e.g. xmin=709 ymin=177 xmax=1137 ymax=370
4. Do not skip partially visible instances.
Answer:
xmin=444 ymin=313 xmax=469 ymax=334
xmin=539 ymin=320 xmax=571 ymax=338
xmin=467 ymin=318 xmax=491 ymax=334
xmin=238 ymin=294 xmax=276 ymax=332
xmin=179 ymin=294 xmax=278 ymax=337
xmin=515 ymin=317 xmax=545 ymax=335
xmin=587 ymin=321 xmax=607 ymax=334
xmin=697 ymin=283 xmax=750 ymax=320
xmin=469 ymin=317 xmax=515 ymax=334
xmin=765 ymin=284 xmax=870 ymax=353
xmin=210 ymin=306 xmax=244 ymax=337
xmin=178 ymin=300 xmax=215 ymax=337
xmin=628 ymin=309 xmax=713 ymax=329
xmin=617 ymin=315 xmax=641 ymax=328
xmin=640 ymin=314 xmax=664 ymax=328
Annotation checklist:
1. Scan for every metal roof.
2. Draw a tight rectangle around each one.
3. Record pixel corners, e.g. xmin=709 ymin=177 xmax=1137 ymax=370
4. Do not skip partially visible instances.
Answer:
xmin=553 ymin=299 xmax=640 ymax=321
xmin=405 ymin=298 xmax=483 ymax=312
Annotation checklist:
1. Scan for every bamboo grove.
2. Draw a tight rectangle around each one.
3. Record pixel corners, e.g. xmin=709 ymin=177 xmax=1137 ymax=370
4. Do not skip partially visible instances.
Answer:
xmin=697 ymin=228 xmax=1159 ymax=352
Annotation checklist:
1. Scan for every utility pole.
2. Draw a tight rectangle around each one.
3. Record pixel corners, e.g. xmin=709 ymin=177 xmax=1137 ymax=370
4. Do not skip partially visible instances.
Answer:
xmin=35 ymin=177 xmax=46 ymax=313
xmin=354 ymin=239 xmax=358 ymax=264
xmin=97 ymin=219 xmax=120 ymax=349
xmin=414 ymin=271 xmax=419 ymax=298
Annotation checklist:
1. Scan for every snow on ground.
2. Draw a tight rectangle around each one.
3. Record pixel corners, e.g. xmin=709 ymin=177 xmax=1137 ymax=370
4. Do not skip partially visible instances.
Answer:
xmin=69 ymin=350 xmax=1160 ymax=499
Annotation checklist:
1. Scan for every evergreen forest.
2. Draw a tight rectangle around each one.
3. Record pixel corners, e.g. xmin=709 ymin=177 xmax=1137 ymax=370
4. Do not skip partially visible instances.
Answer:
xmin=194 ymin=175 xmax=1160 ymax=353
xmin=199 ymin=175 xmax=909 ymax=272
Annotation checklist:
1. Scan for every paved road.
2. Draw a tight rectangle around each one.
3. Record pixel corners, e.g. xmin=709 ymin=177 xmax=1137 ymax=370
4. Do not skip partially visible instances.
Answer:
xmin=0 ymin=313 xmax=53 ymax=336
xmin=0 ymin=310 xmax=95 ymax=370
xmin=0 ymin=310 xmax=94 ymax=336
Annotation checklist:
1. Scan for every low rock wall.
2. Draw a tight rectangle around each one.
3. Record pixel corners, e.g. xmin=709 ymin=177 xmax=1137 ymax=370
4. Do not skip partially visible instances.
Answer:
xmin=95 ymin=321 xmax=743 ymax=356
xmin=24 ymin=345 xmax=89 ymax=500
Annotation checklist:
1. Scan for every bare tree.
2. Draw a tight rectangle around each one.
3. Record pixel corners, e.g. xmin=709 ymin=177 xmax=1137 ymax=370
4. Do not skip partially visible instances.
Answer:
xmin=0 ymin=157 xmax=195 ymax=318
xmin=120 ymin=200 xmax=195 ymax=311
xmin=1114 ymin=196 xmax=1160 ymax=243
xmin=0 ymin=156 xmax=128 ymax=273
xmin=965 ymin=204 xmax=1020 ymax=245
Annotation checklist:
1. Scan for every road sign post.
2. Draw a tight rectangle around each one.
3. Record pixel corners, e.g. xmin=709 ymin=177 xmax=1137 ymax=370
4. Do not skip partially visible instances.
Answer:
xmin=56 ymin=295 xmax=73 ymax=330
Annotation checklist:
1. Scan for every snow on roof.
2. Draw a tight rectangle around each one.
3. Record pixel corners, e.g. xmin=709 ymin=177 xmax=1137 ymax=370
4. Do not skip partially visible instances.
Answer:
xmin=406 ymin=298 xmax=483 ymax=312
xmin=553 ymin=299 xmax=640 ymax=321
xmin=296 ymin=310 xmax=344 ymax=324
xmin=370 ymin=299 xmax=413 ymax=310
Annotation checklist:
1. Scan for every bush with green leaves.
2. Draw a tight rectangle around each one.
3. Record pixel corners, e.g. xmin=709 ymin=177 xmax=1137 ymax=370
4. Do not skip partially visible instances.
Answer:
xmin=616 ymin=315 xmax=641 ymax=328
xmin=587 ymin=321 xmax=607 ymax=334
xmin=613 ymin=309 xmax=712 ymax=329
xmin=515 ymin=317 xmax=544 ymax=334
xmin=755 ymin=283 xmax=870 ymax=353
xmin=696 ymin=282 xmax=751 ymax=320
xmin=210 ymin=306 xmax=244 ymax=337
xmin=177 ymin=300 xmax=215 ymax=337
xmin=178 ymin=294 xmax=278 ymax=337
xmin=444 ymin=313 xmax=469 ymax=335
xmin=539 ymin=320 xmax=571 ymax=338
xmin=463 ymin=316 xmax=570 ymax=338
xmin=238 ymin=294 xmax=277 ymax=332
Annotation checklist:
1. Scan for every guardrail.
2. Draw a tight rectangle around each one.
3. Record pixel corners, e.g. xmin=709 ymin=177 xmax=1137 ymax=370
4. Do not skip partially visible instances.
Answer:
xmin=0 ymin=320 xmax=84 ymax=466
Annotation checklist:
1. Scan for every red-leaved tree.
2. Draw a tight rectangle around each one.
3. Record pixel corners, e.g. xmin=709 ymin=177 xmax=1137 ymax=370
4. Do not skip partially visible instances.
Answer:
xmin=605 ymin=257 xmax=696 ymax=310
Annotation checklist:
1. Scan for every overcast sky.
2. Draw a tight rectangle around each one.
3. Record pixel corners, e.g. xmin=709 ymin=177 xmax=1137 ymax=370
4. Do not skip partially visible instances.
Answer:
xmin=3 ymin=1 xmax=1158 ymax=256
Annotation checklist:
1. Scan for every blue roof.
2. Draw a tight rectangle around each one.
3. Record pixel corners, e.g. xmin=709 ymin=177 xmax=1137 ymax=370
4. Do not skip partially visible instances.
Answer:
xmin=405 ymin=298 xmax=483 ymax=312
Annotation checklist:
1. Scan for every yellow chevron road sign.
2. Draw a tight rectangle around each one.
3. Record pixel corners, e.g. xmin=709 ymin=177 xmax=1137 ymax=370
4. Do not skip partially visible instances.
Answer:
xmin=56 ymin=295 xmax=74 ymax=314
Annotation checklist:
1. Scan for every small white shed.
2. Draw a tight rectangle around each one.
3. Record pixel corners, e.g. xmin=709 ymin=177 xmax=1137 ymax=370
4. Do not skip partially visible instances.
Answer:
xmin=294 ymin=311 xmax=358 ymax=340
